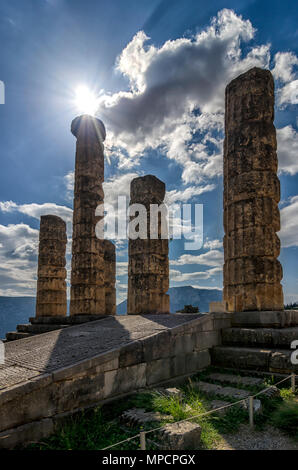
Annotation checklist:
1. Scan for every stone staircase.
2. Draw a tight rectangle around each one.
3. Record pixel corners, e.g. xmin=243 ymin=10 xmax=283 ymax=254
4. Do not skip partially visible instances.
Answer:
xmin=211 ymin=311 xmax=298 ymax=374
xmin=190 ymin=370 xmax=285 ymax=415
xmin=118 ymin=370 xmax=287 ymax=449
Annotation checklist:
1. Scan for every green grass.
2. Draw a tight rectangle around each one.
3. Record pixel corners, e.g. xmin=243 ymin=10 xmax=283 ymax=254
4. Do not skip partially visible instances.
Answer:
xmin=270 ymin=400 xmax=298 ymax=438
xmin=26 ymin=407 xmax=142 ymax=450
xmin=25 ymin=371 xmax=297 ymax=450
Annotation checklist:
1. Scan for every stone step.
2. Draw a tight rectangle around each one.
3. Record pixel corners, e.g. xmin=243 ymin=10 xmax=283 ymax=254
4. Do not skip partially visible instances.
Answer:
xmin=29 ymin=314 xmax=108 ymax=325
xmin=17 ymin=324 xmax=69 ymax=334
xmin=210 ymin=398 xmax=262 ymax=415
xmin=222 ymin=327 xmax=298 ymax=348
xmin=231 ymin=311 xmax=298 ymax=329
xmin=5 ymin=331 xmax=33 ymax=341
xmin=211 ymin=346 xmax=298 ymax=374
xmin=192 ymin=380 xmax=251 ymax=400
xmin=121 ymin=408 xmax=168 ymax=428
xmin=207 ymin=372 xmax=264 ymax=388
xmin=206 ymin=372 xmax=280 ymax=398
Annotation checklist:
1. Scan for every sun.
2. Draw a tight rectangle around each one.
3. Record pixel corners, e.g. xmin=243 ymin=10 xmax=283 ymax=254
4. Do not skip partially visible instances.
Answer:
xmin=74 ymin=85 xmax=99 ymax=116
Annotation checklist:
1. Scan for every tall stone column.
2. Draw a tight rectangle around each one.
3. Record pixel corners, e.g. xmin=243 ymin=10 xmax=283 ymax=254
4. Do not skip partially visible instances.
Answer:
xmin=223 ymin=67 xmax=284 ymax=312
xmin=127 ymin=175 xmax=169 ymax=314
xmin=103 ymin=240 xmax=116 ymax=315
xmin=70 ymin=115 xmax=106 ymax=315
xmin=36 ymin=215 xmax=67 ymax=317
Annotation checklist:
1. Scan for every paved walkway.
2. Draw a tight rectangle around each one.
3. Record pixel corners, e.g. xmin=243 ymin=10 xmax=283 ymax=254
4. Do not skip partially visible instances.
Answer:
xmin=0 ymin=314 xmax=201 ymax=390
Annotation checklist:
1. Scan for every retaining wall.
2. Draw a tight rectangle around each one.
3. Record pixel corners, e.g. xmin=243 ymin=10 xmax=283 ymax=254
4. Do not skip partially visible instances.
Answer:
xmin=0 ymin=313 xmax=231 ymax=448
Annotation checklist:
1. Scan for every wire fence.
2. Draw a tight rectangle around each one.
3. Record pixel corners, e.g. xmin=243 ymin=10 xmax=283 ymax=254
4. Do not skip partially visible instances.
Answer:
xmin=101 ymin=371 xmax=296 ymax=450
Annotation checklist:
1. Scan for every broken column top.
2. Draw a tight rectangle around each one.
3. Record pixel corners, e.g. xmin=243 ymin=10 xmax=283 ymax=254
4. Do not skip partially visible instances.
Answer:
xmin=39 ymin=215 xmax=67 ymax=242
xmin=71 ymin=114 xmax=106 ymax=141
xmin=225 ymin=67 xmax=274 ymax=126
xmin=40 ymin=214 xmax=66 ymax=226
xmin=130 ymin=174 xmax=165 ymax=204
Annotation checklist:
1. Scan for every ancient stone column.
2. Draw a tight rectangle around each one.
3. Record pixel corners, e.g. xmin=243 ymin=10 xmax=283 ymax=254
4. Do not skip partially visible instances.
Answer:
xmin=223 ymin=67 xmax=284 ymax=312
xmin=36 ymin=215 xmax=67 ymax=317
xmin=103 ymin=240 xmax=116 ymax=315
xmin=70 ymin=115 xmax=106 ymax=315
xmin=127 ymin=175 xmax=170 ymax=314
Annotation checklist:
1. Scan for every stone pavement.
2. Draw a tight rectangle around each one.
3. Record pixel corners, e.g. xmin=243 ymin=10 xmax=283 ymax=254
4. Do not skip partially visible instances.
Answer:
xmin=0 ymin=314 xmax=202 ymax=390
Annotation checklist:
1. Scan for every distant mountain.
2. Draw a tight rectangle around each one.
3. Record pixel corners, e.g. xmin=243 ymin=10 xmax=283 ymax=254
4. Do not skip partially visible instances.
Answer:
xmin=116 ymin=286 xmax=222 ymax=315
xmin=0 ymin=297 xmax=36 ymax=339
xmin=0 ymin=287 xmax=222 ymax=339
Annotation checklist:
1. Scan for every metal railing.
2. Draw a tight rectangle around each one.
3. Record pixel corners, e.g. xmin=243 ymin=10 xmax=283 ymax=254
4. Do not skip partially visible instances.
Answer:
xmin=101 ymin=372 xmax=296 ymax=450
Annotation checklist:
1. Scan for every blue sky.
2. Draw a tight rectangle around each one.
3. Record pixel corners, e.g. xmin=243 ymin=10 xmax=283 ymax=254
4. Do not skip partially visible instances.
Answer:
xmin=0 ymin=0 xmax=297 ymax=304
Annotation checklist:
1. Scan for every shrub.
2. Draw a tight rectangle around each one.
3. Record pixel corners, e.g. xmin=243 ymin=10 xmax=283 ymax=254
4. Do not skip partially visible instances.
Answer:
xmin=177 ymin=305 xmax=199 ymax=313
xmin=271 ymin=401 xmax=298 ymax=437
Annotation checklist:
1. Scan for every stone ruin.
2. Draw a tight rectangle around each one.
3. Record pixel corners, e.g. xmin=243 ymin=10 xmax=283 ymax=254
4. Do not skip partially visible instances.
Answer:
xmin=35 ymin=215 xmax=67 ymax=317
xmin=70 ymin=115 xmax=108 ymax=316
xmin=223 ymin=67 xmax=284 ymax=313
xmin=5 ymin=66 xmax=295 ymax=342
xmin=2 ymin=68 xmax=298 ymax=451
xmin=127 ymin=175 xmax=170 ymax=314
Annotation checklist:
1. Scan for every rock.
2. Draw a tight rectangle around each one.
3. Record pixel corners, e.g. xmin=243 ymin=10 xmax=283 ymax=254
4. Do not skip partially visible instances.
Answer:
xmin=159 ymin=421 xmax=201 ymax=450
xmin=127 ymin=175 xmax=169 ymax=314
xmin=210 ymin=400 xmax=231 ymax=415
xmin=223 ymin=67 xmax=284 ymax=312
xmin=121 ymin=408 xmax=168 ymax=427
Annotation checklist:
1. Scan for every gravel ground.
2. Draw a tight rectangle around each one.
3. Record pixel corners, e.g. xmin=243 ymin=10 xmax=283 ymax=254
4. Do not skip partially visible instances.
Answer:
xmin=214 ymin=425 xmax=298 ymax=450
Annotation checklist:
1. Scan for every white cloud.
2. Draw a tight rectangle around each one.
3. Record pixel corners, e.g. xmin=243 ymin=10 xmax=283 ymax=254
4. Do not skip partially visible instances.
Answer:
xmin=204 ymin=239 xmax=223 ymax=250
xmin=273 ymin=52 xmax=298 ymax=108
xmin=280 ymin=196 xmax=298 ymax=248
xmin=170 ymin=266 xmax=221 ymax=282
xmin=272 ymin=52 xmax=298 ymax=83
xmin=171 ymin=249 xmax=224 ymax=267
xmin=98 ymin=9 xmax=270 ymax=181
xmin=0 ymin=201 xmax=73 ymax=296
xmin=277 ymin=80 xmax=298 ymax=107
xmin=277 ymin=126 xmax=298 ymax=175
xmin=64 ymin=171 xmax=74 ymax=202
xmin=0 ymin=200 xmax=73 ymax=237
xmin=0 ymin=224 xmax=39 ymax=296
xmin=0 ymin=200 xmax=72 ymax=223
xmin=116 ymin=261 xmax=128 ymax=277
xmin=166 ymin=184 xmax=215 ymax=204
xmin=103 ymin=172 xmax=140 ymax=205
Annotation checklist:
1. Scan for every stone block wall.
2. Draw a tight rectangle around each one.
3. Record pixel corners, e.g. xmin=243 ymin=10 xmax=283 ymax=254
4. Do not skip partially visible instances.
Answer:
xmin=0 ymin=313 xmax=230 ymax=448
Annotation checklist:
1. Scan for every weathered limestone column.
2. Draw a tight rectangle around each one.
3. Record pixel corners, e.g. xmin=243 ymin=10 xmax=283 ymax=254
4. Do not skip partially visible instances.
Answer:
xmin=127 ymin=175 xmax=169 ymax=314
xmin=70 ymin=115 xmax=106 ymax=315
xmin=223 ymin=67 xmax=284 ymax=312
xmin=103 ymin=240 xmax=116 ymax=315
xmin=36 ymin=215 xmax=67 ymax=317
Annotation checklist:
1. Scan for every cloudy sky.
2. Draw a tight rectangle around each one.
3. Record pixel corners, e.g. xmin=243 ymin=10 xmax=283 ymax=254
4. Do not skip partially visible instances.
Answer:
xmin=0 ymin=0 xmax=297 ymax=304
